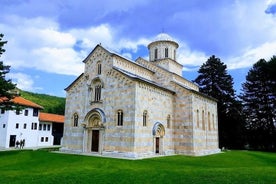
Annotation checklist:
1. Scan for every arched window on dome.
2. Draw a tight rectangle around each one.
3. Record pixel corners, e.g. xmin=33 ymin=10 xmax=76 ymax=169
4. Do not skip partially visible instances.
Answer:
xmin=165 ymin=48 xmax=168 ymax=58
xmin=154 ymin=48 xmax=158 ymax=60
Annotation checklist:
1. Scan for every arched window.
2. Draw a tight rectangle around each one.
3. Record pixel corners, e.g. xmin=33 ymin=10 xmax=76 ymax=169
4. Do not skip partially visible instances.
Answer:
xmin=73 ymin=113 xmax=79 ymax=127
xmin=94 ymin=84 xmax=101 ymax=101
xmin=202 ymin=110 xmax=205 ymax=130
xmin=97 ymin=62 xmax=101 ymax=75
xmin=196 ymin=109 xmax=199 ymax=128
xmin=212 ymin=114 xmax=215 ymax=130
xmin=167 ymin=115 xmax=171 ymax=128
xmin=154 ymin=48 xmax=158 ymax=60
xmin=143 ymin=110 xmax=147 ymax=127
xmin=165 ymin=48 xmax=168 ymax=58
xmin=91 ymin=78 xmax=103 ymax=102
xmin=208 ymin=112 xmax=211 ymax=130
xmin=117 ymin=110 xmax=123 ymax=126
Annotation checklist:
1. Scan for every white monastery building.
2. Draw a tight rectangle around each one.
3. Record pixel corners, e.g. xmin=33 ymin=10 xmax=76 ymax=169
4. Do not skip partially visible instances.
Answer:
xmin=0 ymin=96 xmax=64 ymax=148
xmin=61 ymin=34 xmax=220 ymax=158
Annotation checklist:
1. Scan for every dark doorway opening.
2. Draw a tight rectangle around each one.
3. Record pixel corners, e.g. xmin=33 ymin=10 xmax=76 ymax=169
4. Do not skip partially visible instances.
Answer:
xmin=91 ymin=130 xmax=99 ymax=152
xmin=155 ymin=137 xmax=160 ymax=153
xmin=9 ymin=135 xmax=16 ymax=147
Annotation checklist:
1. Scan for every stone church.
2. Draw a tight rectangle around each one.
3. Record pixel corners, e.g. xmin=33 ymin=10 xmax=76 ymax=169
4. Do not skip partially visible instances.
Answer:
xmin=61 ymin=34 xmax=220 ymax=158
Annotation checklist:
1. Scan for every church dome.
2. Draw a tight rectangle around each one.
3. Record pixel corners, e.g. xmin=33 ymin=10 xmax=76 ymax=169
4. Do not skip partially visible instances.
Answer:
xmin=148 ymin=33 xmax=179 ymax=62
xmin=154 ymin=33 xmax=175 ymax=42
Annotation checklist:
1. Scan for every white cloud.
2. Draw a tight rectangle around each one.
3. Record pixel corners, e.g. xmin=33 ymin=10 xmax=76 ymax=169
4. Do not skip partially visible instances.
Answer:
xmin=7 ymin=72 xmax=42 ymax=92
xmin=227 ymin=41 xmax=276 ymax=69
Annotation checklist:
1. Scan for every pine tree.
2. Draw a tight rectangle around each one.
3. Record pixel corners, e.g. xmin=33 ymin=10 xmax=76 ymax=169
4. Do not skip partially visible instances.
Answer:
xmin=0 ymin=33 xmax=17 ymax=110
xmin=241 ymin=58 xmax=276 ymax=150
xmin=194 ymin=55 xmax=244 ymax=149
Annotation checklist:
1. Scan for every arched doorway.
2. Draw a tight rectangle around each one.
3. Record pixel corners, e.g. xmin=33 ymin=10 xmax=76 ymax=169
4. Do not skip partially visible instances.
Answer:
xmin=152 ymin=122 xmax=165 ymax=154
xmin=82 ymin=108 xmax=106 ymax=154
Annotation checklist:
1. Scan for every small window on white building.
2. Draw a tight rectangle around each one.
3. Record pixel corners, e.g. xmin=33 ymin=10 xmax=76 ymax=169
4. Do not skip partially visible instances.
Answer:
xmin=43 ymin=124 xmax=46 ymax=131
xmin=1 ymin=109 xmax=5 ymax=114
xmin=39 ymin=124 xmax=42 ymax=130
xmin=23 ymin=123 xmax=27 ymax=129
xmin=3 ymin=124 xmax=6 ymax=128
xmin=41 ymin=137 xmax=44 ymax=142
xmin=16 ymin=109 xmax=20 ymax=115
xmin=24 ymin=110 xmax=28 ymax=116
xmin=45 ymin=137 xmax=48 ymax=142
xmin=16 ymin=123 xmax=19 ymax=129
xmin=33 ymin=108 xmax=38 ymax=117
xmin=47 ymin=124 xmax=50 ymax=131
xmin=32 ymin=123 xmax=37 ymax=130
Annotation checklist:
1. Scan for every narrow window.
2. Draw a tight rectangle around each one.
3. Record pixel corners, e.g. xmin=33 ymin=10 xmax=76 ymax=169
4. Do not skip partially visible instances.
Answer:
xmin=41 ymin=137 xmax=44 ymax=142
xmin=33 ymin=108 xmax=38 ymax=117
xmin=165 ymin=48 xmax=168 ymax=58
xmin=45 ymin=137 xmax=48 ymax=142
xmin=47 ymin=124 xmax=50 ymax=131
xmin=117 ymin=110 xmax=123 ymax=126
xmin=143 ymin=111 xmax=147 ymax=127
xmin=39 ymin=124 xmax=42 ymax=130
xmin=16 ymin=109 xmax=20 ymax=115
xmin=202 ymin=110 xmax=205 ymax=130
xmin=174 ymin=49 xmax=176 ymax=60
xmin=73 ymin=113 xmax=78 ymax=127
xmin=1 ymin=109 xmax=5 ymax=114
xmin=43 ymin=124 xmax=46 ymax=131
xmin=23 ymin=123 xmax=27 ymax=129
xmin=208 ymin=112 xmax=211 ymax=130
xmin=32 ymin=122 xmax=37 ymax=130
xmin=212 ymin=114 xmax=215 ymax=130
xmin=94 ymin=85 xmax=102 ymax=101
xmin=167 ymin=115 xmax=171 ymax=128
xmin=97 ymin=62 xmax=102 ymax=75
xmin=3 ymin=124 xmax=6 ymax=128
xmin=16 ymin=123 xmax=19 ymax=129
xmin=196 ymin=109 xmax=200 ymax=128
xmin=154 ymin=48 xmax=158 ymax=60
xmin=24 ymin=110 xmax=28 ymax=116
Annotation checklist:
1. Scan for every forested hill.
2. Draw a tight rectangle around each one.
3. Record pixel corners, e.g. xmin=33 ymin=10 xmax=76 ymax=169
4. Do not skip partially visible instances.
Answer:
xmin=19 ymin=90 xmax=65 ymax=115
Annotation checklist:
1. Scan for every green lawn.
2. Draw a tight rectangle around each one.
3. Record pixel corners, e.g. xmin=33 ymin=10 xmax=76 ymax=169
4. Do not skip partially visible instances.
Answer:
xmin=0 ymin=150 xmax=275 ymax=184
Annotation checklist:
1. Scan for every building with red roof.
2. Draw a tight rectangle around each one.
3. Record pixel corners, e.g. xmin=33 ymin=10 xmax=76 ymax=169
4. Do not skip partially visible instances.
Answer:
xmin=0 ymin=96 xmax=64 ymax=149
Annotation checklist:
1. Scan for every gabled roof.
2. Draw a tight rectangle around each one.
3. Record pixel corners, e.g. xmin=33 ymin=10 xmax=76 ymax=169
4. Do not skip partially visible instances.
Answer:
xmin=171 ymin=81 xmax=218 ymax=102
xmin=39 ymin=112 xmax=64 ymax=123
xmin=2 ymin=96 xmax=44 ymax=109
xmin=82 ymin=44 xmax=111 ymax=63
xmin=64 ymin=73 xmax=84 ymax=91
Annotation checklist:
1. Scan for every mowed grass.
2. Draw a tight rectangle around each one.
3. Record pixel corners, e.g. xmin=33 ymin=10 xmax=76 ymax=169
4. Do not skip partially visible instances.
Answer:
xmin=0 ymin=150 xmax=276 ymax=184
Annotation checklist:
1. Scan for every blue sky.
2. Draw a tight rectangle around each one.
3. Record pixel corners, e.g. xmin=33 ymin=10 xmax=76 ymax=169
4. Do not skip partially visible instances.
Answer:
xmin=1 ymin=0 xmax=276 ymax=97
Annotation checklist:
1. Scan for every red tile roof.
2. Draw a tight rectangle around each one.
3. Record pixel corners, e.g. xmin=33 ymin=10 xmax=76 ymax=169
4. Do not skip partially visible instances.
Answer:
xmin=12 ymin=96 xmax=44 ymax=109
xmin=39 ymin=112 xmax=64 ymax=123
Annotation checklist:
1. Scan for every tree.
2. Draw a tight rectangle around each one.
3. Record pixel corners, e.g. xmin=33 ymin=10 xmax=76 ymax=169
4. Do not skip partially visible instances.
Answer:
xmin=194 ymin=55 xmax=244 ymax=149
xmin=0 ymin=33 xmax=16 ymax=110
xmin=240 ymin=58 xmax=276 ymax=150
